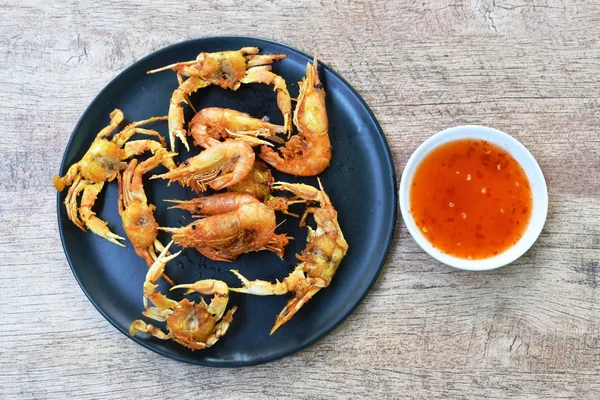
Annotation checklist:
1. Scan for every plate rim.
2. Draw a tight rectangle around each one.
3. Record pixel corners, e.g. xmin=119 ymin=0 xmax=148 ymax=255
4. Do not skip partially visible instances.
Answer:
xmin=56 ymin=35 xmax=398 ymax=367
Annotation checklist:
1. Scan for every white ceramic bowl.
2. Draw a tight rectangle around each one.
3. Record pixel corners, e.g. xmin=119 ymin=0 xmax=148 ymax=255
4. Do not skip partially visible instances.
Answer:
xmin=399 ymin=125 xmax=548 ymax=271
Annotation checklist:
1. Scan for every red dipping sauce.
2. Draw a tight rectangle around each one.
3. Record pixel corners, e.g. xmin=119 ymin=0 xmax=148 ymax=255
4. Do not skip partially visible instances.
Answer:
xmin=409 ymin=139 xmax=533 ymax=260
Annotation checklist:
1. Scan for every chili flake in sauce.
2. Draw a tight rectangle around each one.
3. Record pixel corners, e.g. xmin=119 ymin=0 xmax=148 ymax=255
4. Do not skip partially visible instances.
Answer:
xmin=409 ymin=139 xmax=532 ymax=260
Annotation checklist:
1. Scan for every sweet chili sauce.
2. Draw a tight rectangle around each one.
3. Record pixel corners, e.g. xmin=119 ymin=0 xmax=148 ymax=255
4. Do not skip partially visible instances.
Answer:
xmin=409 ymin=139 xmax=533 ymax=260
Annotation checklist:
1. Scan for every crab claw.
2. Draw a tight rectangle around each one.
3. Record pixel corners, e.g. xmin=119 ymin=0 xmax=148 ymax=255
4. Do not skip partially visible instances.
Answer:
xmin=86 ymin=217 xmax=127 ymax=247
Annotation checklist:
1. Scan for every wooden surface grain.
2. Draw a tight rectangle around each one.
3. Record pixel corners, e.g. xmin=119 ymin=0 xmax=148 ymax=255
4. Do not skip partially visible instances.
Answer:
xmin=1 ymin=0 xmax=599 ymax=398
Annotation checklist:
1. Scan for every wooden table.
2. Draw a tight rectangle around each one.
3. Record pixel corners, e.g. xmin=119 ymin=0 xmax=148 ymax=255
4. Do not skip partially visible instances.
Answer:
xmin=2 ymin=0 xmax=599 ymax=398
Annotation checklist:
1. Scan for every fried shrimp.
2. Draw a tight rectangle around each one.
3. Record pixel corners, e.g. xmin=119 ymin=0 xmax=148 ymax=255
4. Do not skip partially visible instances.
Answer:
xmin=260 ymin=56 xmax=331 ymax=176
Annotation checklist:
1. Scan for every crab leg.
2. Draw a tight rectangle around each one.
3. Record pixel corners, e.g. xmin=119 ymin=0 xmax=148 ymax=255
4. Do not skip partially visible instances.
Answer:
xmin=142 ymin=307 xmax=173 ymax=322
xmin=147 ymin=60 xmax=197 ymax=75
xmin=96 ymin=109 xmax=125 ymax=139
xmin=154 ymin=239 xmax=166 ymax=253
xmin=53 ymin=163 xmax=80 ymax=192
xmin=177 ymin=73 xmax=197 ymax=114
xmin=246 ymin=54 xmax=287 ymax=68
xmin=77 ymin=180 xmax=126 ymax=247
xmin=241 ymin=66 xmax=292 ymax=135
xmin=116 ymin=127 xmax=166 ymax=146
xmin=230 ymin=269 xmax=303 ymax=296
xmin=264 ymin=196 xmax=304 ymax=218
xmin=143 ymin=241 xmax=181 ymax=307
xmin=168 ymin=76 xmax=210 ymax=151
xmin=129 ymin=320 xmax=170 ymax=339
xmin=124 ymin=140 xmax=177 ymax=170
xmin=113 ymin=116 xmax=169 ymax=147
xmin=172 ymin=279 xmax=230 ymax=320
xmin=271 ymin=286 xmax=322 ymax=335
xmin=64 ymin=177 xmax=87 ymax=230
xmin=204 ymin=306 xmax=237 ymax=347
xmin=230 ymin=268 xmax=329 ymax=334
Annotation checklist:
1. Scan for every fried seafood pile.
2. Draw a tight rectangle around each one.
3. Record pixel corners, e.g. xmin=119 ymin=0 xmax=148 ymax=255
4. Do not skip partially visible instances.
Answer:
xmin=53 ymin=48 xmax=348 ymax=350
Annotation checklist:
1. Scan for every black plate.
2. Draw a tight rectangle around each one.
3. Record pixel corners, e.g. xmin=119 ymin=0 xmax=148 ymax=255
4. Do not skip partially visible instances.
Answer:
xmin=57 ymin=37 xmax=397 ymax=366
